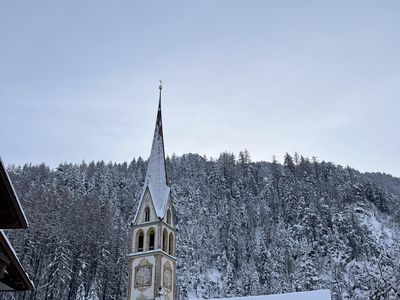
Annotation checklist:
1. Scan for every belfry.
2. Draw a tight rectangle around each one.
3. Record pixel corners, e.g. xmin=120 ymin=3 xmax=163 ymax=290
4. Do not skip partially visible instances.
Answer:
xmin=128 ymin=84 xmax=176 ymax=300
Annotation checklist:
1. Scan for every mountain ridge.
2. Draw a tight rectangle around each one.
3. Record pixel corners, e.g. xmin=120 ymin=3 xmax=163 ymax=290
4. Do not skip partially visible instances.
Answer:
xmin=1 ymin=152 xmax=399 ymax=300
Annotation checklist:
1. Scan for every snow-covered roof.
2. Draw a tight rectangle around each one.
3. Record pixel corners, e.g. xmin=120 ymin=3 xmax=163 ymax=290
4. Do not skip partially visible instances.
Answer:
xmin=135 ymin=88 xmax=170 ymax=220
xmin=207 ymin=290 xmax=331 ymax=300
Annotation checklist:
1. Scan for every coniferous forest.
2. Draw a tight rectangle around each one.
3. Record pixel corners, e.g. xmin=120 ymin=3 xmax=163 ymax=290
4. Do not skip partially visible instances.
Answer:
xmin=1 ymin=152 xmax=400 ymax=300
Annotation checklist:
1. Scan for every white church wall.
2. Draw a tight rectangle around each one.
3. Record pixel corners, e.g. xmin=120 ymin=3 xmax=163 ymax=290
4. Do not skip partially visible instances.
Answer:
xmin=161 ymin=256 xmax=175 ymax=300
xmin=129 ymin=255 xmax=156 ymax=300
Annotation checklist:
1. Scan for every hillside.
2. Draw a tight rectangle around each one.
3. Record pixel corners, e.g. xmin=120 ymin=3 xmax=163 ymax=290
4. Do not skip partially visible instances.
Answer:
xmin=1 ymin=152 xmax=399 ymax=300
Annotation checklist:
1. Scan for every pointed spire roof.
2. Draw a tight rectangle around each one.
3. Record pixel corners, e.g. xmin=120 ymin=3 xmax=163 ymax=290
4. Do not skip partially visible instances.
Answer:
xmin=135 ymin=83 xmax=170 ymax=220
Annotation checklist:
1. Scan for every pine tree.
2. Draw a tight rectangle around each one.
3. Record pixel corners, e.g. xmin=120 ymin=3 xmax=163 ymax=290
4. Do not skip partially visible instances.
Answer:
xmin=224 ymin=262 xmax=236 ymax=297
xmin=75 ymin=283 xmax=86 ymax=300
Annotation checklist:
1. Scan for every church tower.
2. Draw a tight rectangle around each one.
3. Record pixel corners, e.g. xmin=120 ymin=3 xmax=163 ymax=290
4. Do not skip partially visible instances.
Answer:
xmin=128 ymin=84 xmax=176 ymax=300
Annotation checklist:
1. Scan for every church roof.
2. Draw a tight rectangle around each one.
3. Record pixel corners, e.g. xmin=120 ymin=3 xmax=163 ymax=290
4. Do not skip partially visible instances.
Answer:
xmin=135 ymin=85 xmax=170 ymax=220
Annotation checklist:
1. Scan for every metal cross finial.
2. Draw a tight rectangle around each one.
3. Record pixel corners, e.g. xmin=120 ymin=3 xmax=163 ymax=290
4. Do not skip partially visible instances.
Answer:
xmin=158 ymin=80 xmax=163 ymax=103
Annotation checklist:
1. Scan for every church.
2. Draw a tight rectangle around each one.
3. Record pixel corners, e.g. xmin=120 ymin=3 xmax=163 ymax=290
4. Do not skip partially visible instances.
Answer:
xmin=127 ymin=83 xmax=176 ymax=300
xmin=127 ymin=85 xmax=331 ymax=300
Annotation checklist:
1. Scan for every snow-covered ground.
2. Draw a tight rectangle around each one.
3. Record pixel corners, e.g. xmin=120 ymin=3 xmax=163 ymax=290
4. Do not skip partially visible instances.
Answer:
xmin=189 ymin=290 xmax=331 ymax=300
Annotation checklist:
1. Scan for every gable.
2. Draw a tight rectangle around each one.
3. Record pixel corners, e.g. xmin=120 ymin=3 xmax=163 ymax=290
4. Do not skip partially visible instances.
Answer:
xmin=162 ymin=197 xmax=175 ymax=227
xmin=134 ymin=188 xmax=157 ymax=225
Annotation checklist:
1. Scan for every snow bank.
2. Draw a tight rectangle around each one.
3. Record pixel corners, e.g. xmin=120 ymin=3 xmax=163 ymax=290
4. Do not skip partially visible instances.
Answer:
xmin=189 ymin=290 xmax=331 ymax=300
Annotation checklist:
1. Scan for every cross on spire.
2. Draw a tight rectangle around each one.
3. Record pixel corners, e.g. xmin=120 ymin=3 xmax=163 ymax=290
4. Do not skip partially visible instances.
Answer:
xmin=159 ymin=80 xmax=163 ymax=106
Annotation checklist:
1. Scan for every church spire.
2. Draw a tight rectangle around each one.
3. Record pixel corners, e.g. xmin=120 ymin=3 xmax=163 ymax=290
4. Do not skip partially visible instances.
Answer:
xmin=128 ymin=83 xmax=176 ymax=300
xmin=137 ymin=82 xmax=170 ymax=219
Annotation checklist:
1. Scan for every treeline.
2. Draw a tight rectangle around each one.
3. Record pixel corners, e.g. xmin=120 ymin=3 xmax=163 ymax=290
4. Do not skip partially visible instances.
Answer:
xmin=1 ymin=152 xmax=400 ymax=299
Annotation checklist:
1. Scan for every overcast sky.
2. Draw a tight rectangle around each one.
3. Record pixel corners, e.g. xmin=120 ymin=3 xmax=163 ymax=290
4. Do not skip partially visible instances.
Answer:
xmin=0 ymin=1 xmax=399 ymax=176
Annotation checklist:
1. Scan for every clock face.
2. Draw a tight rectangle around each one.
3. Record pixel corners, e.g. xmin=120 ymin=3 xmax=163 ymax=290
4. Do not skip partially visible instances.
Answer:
xmin=135 ymin=266 xmax=152 ymax=287
xmin=163 ymin=269 xmax=172 ymax=289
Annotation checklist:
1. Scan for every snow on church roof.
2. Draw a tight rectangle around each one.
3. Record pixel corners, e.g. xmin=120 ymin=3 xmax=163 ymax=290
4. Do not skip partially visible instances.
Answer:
xmin=136 ymin=85 xmax=170 ymax=220
xmin=205 ymin=290 xmax=331 ymax=300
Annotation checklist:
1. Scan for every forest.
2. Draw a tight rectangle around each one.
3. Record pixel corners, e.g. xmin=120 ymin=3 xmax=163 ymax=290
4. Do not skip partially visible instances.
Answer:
xmin=1 ymin=152 xmax=400 ymax=300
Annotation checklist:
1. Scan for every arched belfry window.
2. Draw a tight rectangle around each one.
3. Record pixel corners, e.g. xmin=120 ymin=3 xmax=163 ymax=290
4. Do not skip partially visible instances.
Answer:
xmin=148 ymin=228 xmax=155 ymax=250
xmin=144 ymin=206 xmax=150 ymax=222
xmin=136 ymin=230 xmax=144 ymax=252
xmin=168 ymin=233 xmax=173 ymax=256
xmin=166 ymin=209 xmax=171 ymax=225
xmin=162 ymin=229 xmax=168 ymax=252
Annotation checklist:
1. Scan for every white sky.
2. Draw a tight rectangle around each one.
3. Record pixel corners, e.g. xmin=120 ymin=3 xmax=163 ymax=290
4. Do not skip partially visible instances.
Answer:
xmin=0 ymin=1 xmax=399 ymax=176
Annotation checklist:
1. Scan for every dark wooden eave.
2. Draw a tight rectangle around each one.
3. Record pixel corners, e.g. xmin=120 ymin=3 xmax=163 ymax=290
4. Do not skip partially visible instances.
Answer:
xmin=0 ymin=231 xmax=33 ymax=291
xmin=0 ymin=159 xmax=28 ymax=229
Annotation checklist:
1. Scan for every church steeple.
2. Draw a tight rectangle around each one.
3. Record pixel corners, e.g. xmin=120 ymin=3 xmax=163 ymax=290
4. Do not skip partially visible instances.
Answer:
xmin=128 ymin=84 xmax=176 ymax=300
xmin=135 ymin=82 xmax=170 ymax=221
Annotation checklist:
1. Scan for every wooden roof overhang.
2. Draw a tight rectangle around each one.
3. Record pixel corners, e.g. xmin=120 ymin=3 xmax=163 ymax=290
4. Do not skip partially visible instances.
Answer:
xmin=0 ymin=231 xmax=33 ymax=291
xmin=0 ymin=159 xmax=28 ymax=229
xmin=0 ymin=158 xmax=33 ymax=291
